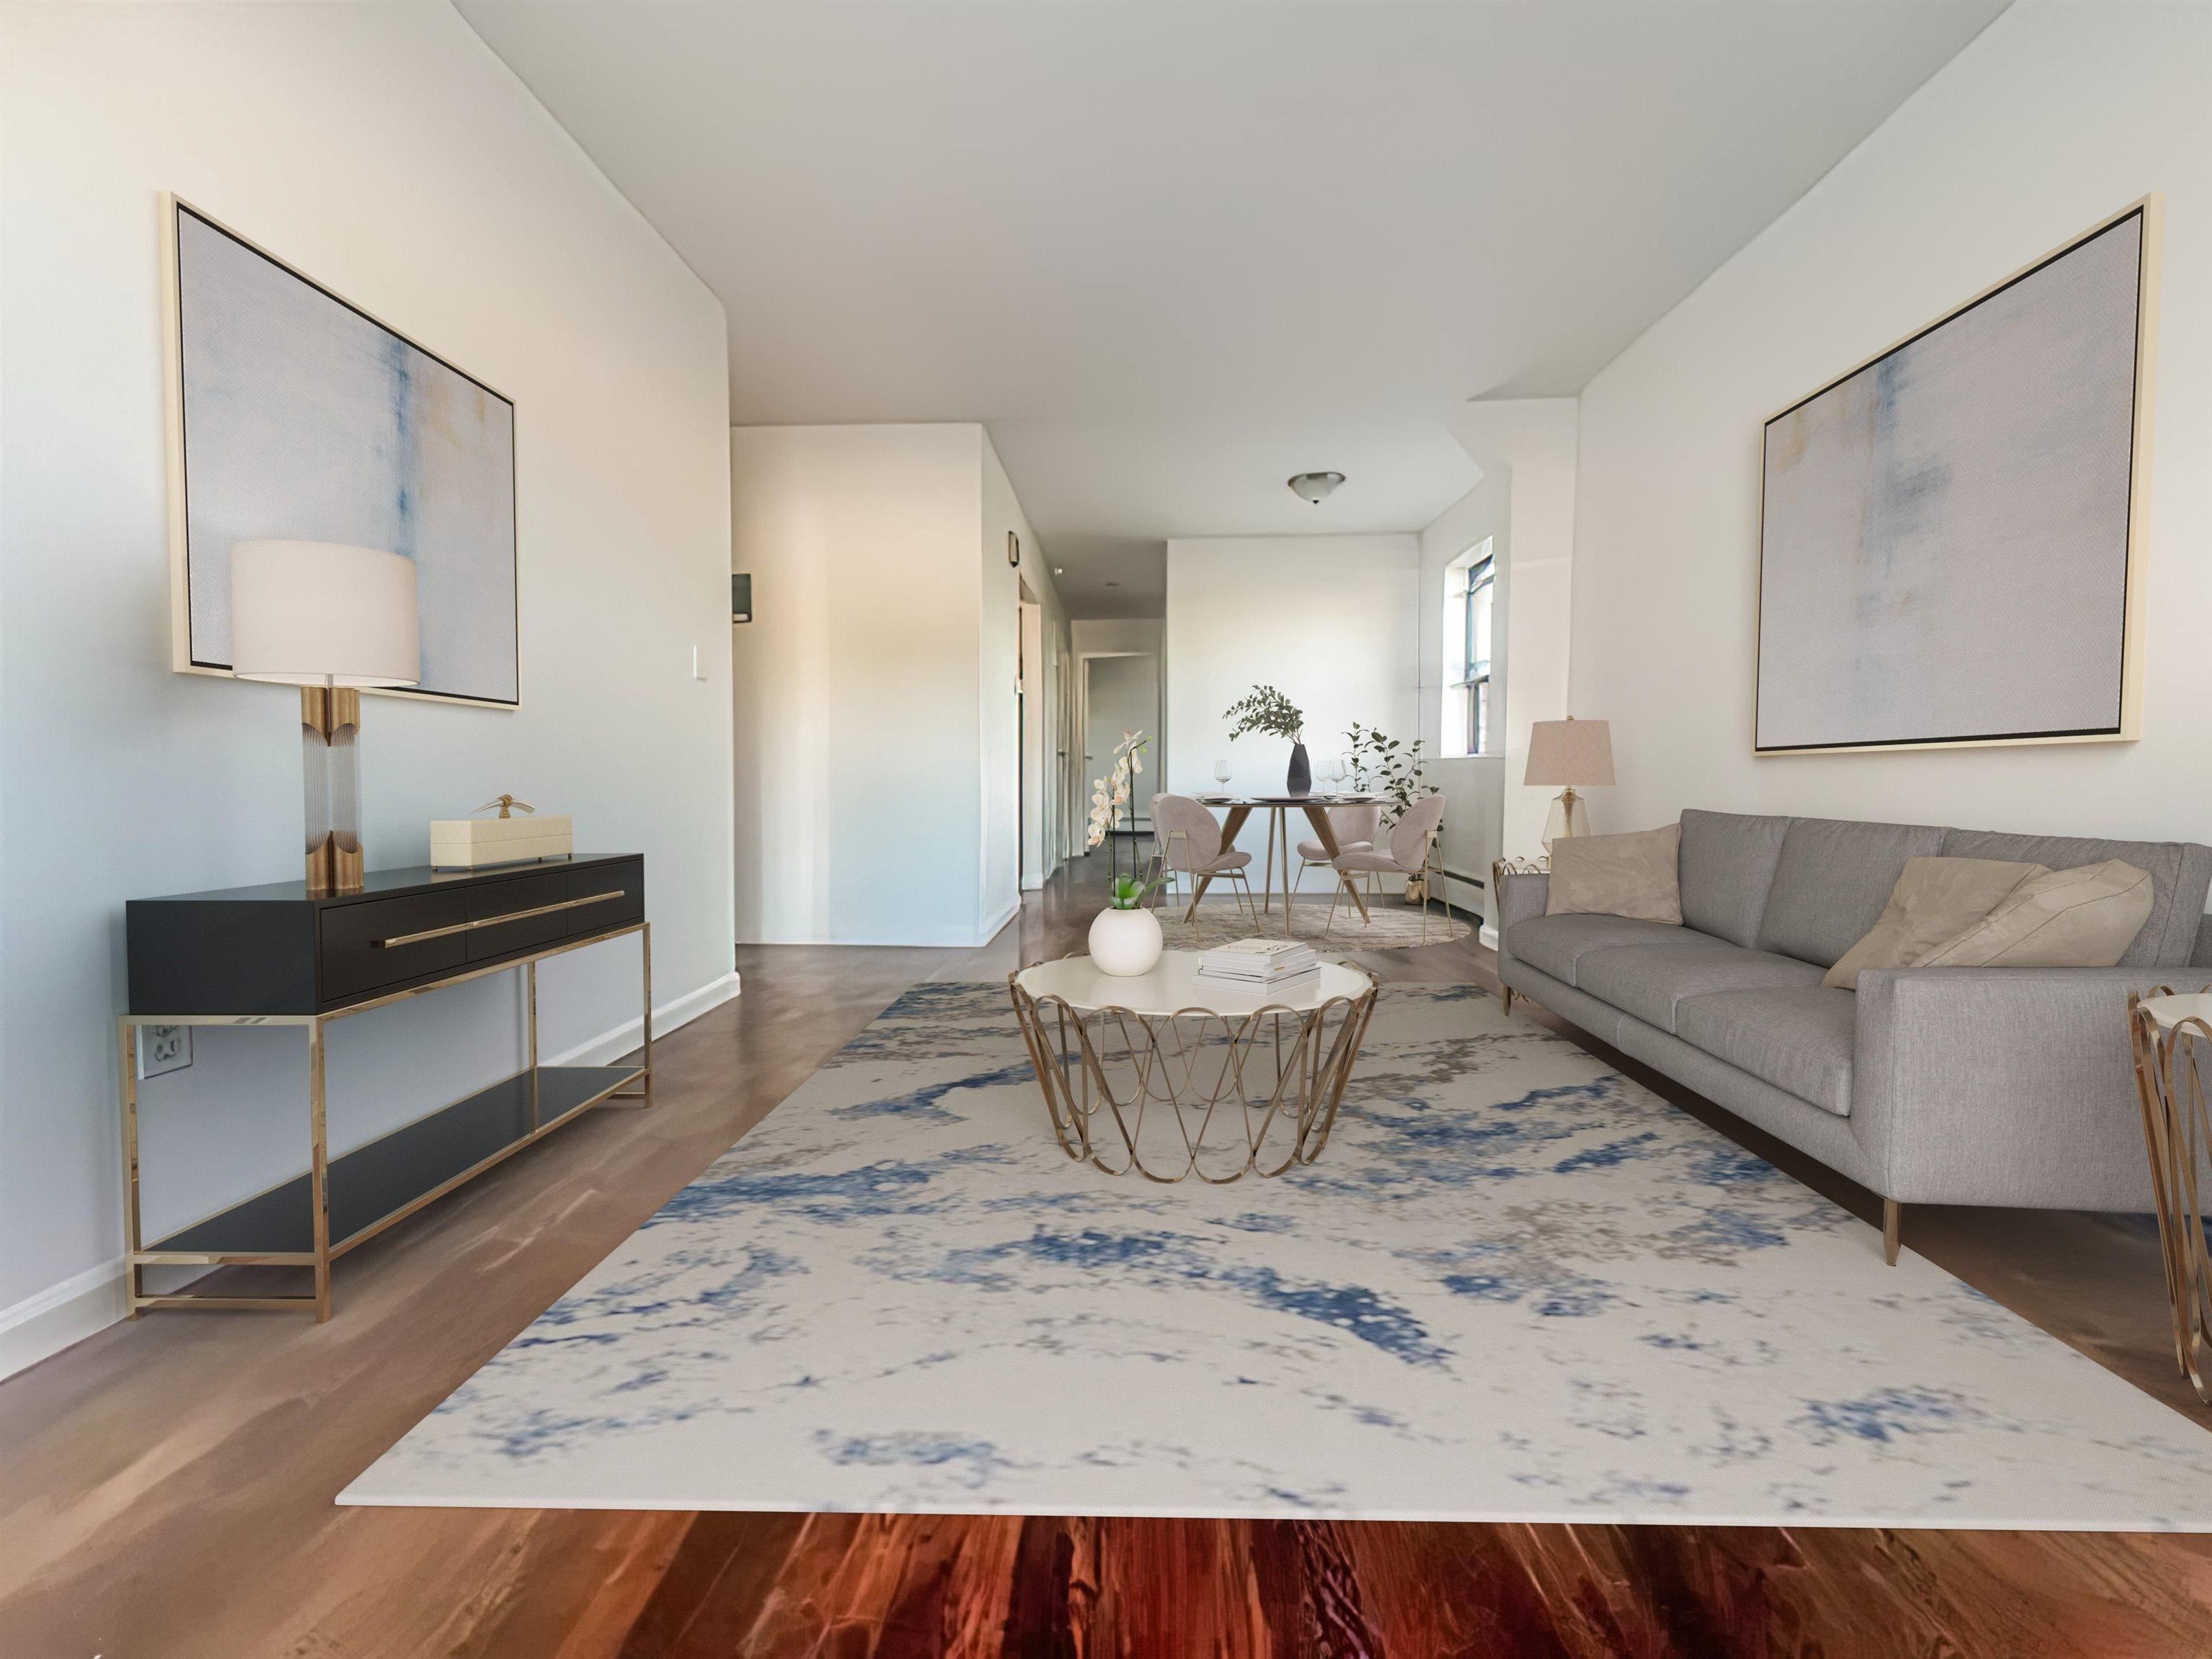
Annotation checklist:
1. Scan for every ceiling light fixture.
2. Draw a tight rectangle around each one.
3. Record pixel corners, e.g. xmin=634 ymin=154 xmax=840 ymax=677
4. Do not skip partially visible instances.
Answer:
xmin=1287 ymin=471 xmax=1345 ymax=505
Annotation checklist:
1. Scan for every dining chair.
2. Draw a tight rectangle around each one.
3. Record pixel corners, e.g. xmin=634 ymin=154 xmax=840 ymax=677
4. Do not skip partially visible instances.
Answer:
xmin=1150 ymin=793 xmax=1258 ymax=924
xmin=1326 ymin=793 xmax=1448 ymax=943
xmin=1294 ymin=802 xmax=1382 ymax=897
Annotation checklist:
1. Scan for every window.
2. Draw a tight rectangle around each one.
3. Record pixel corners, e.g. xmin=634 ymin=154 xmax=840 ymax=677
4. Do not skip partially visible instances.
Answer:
xmin=1452 ymin=552 xmax=1494 ymax=755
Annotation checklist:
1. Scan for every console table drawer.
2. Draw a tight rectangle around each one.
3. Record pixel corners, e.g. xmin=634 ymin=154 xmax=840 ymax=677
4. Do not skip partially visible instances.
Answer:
xmin=465 ymin=871 xmax=579 ymax=961
xmin=567 ymin=860 xmax=644 ymax=935
xmin=321 ymin=891 xmax=471 ymax=1002
xmin=125 ymin=855 xmax=646 ymax=1017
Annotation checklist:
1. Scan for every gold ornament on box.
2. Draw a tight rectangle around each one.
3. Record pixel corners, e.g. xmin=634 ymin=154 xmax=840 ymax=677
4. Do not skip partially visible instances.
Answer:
xmin=431 ymin=794 xmax=574 ymax=870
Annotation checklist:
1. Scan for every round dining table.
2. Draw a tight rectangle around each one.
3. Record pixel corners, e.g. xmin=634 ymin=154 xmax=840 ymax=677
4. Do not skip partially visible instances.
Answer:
xmin=1192 ymin=792 xmax=1380 ymax=933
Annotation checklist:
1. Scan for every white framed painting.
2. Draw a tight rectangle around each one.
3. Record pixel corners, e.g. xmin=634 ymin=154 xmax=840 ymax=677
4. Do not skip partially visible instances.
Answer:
xmin=1755 ymin=198 xmax=2158 ymax=755
xmin=163 ymin=197 xmax=519 ymax=707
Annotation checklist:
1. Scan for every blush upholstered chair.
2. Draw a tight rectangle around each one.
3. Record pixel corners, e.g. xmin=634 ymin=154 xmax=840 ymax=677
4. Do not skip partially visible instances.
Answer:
xmin=1328 ymin=793 xmax=1447 ymax=943
xmin=1295 ymin=803 xmax=1382 ymax=899
xmin=1151 ymin=793 xmax=1257 ymax=922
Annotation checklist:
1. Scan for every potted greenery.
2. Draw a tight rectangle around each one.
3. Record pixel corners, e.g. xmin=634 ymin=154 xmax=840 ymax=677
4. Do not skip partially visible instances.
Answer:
xmin=1346 ymin=721 xmax=1436 ymax=901
xmin=1223 ymin=685 xmax=1310 ymax=795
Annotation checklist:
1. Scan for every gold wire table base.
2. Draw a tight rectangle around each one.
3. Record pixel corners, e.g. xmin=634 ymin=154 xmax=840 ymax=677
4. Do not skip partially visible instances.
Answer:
xmin=1009 ymin=974 xmax=1378 ymax=1183
xmin=2131 ymin=989 xmax=2212 ymax=1403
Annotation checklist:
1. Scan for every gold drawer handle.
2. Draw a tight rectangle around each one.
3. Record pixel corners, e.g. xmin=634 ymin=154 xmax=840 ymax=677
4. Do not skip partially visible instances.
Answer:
xmin=370 ymin=890 xmax=627 ymax=949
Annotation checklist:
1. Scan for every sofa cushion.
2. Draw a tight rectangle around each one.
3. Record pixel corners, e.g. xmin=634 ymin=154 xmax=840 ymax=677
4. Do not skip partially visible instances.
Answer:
xmin=1546 ymin=823 xmax=1681 ymax=922
xmin=1918 ymin=860 xmax=2154 ymax=968
xmin=1939 ymin=827 xmax=2210 ymax=968
xmin=1673 ymin=986 xmax=1858 ymax=1116
xmin=1678 ymin=809 xmax=1793 ymax=949
xmin=1578 ymin=943 xmax=1826 ymax=1034
xmin=1505 ymin=914 xmax=1717 ymax=987
xmin=1821 ymin=855 xmax=2048 ymax=989
xmin=1757 ymin=817 xmax=1948 ymax=968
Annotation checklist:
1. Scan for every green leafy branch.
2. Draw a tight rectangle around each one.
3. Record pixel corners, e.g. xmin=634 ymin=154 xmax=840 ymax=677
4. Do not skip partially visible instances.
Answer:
xmin=1223 ymin=685 xmax=1304 ymax=743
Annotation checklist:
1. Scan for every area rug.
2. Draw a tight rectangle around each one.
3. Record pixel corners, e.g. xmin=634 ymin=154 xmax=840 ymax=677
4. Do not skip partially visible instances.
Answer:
xmin=343 ymin=984 xmax=2211 ymax=1528
xmin=1156 ymin=894 xmax=1470 ymax=949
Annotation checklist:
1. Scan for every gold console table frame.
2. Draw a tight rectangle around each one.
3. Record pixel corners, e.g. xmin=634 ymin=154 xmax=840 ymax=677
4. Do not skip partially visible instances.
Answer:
xmin=118 ymin=921 xmax=652 ymax=1322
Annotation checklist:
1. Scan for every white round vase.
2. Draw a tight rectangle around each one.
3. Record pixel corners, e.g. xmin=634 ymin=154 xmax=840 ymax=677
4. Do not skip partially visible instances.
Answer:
xmin=1088 ymin=905 xmax=1164 ymax=977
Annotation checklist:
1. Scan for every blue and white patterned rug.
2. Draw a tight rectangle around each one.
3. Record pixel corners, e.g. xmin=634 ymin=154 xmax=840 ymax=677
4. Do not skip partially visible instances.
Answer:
xmin=343 ymin=984 xmax=2212 ymax=1528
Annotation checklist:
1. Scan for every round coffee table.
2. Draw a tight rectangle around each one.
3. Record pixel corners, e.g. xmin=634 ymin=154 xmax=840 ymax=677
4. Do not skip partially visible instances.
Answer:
xmin=1008 ymin=950 xmax=1378 ymax=1183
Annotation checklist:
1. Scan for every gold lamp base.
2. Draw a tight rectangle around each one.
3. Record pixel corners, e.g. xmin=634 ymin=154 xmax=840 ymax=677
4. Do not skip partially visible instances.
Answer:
xmin=302 ymin=686 xmax=364 ymax=896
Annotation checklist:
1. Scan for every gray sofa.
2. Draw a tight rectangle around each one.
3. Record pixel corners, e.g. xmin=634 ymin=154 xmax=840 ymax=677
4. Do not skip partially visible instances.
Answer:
xmin=1494 ymin=810 xmax=2212 ymax=1260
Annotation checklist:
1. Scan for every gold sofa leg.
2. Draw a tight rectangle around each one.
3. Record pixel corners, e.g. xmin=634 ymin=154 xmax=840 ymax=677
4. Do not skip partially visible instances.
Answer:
xmin=1499 ymin=986 xmax=1515 ymax=1016
xmin=1883 ymin=1198 xmax=1902 ymax=1265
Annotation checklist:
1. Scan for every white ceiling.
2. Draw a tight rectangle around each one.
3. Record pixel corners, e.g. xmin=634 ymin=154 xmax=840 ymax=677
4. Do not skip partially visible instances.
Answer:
xmin=458 ymin=0 xmax=2002 ymax=614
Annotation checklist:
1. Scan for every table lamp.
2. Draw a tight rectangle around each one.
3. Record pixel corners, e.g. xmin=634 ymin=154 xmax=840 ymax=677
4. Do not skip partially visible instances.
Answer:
xmin=229 ymin=540 xmax=421 ymax=895
xmin=1524 ymin=716 xmax=1612 ymax=850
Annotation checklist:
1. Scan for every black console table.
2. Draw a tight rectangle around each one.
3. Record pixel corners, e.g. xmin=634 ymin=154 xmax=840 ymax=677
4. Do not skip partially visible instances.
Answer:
xmin=120 ymin=855 xmax=649 ymax=1320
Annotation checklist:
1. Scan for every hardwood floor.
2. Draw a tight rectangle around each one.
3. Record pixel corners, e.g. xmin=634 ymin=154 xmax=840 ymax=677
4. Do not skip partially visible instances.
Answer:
xmin=2 ymin=855 xmax=2206 ymax=1658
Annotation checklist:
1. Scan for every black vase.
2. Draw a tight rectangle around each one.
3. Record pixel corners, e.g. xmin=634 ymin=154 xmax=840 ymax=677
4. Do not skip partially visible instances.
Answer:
xmin=1285 ymin=741 xmax=1311 ymax=796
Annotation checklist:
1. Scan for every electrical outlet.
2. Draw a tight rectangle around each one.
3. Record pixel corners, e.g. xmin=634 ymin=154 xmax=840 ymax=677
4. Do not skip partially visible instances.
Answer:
xmin=142 ymin=1025 xmax=192 ymax=1079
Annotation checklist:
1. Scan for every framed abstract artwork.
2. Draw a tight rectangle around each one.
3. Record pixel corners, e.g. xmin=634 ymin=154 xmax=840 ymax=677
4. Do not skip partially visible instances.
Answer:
xmin=1755 ymin=198 xmax=2158 ymax=755
xmin=163 ymin=197 xmax=519 ymax=706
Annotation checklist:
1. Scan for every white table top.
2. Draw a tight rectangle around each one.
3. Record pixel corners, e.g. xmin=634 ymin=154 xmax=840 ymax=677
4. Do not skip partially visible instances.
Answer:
xmin=2140 ymin=992 xmax=2212 ymax=1032
xmin=1016 ymin=950 xmax=1370 ymax=1016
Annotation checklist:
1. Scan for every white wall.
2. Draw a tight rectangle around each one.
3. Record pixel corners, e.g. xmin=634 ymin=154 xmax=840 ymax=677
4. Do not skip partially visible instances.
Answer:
xmin=1573 ymin=4 xmax=2211 ymax=861
xmin=729 ymin=423 xmax=1061 ymax=942
xmin=1452 ymin=400 xmax=1580 ymax=863
xmin=731 ymin=424 xmax=982 ymax=945
xmin=1164 ymin=536 xmax=1420 ymax=891
xmin=982 ymin=435 xmax=1069 ymax=917
xmin=0 ymin=3 xmax=735 ymax=1370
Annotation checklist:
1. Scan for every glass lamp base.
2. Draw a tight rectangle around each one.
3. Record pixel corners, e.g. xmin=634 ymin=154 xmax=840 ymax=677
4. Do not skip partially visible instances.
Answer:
xmin=1540 ymin=789 xmax=1591 ymax=853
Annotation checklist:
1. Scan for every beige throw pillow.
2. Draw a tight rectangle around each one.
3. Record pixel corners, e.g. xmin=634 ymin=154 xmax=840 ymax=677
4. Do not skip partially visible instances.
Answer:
xmin=1822 ymin=856 xmax=2048 ymax=989
xmin=1918 ymin=860 xmax=2154 ymax=968
xmin=1546 ymin=823 xmax=1682 ymax=924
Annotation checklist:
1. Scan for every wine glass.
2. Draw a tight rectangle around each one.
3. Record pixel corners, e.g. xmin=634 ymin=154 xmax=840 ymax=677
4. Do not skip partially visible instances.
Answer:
xmin=1212 ymin=759 xmax=1233 ymax=795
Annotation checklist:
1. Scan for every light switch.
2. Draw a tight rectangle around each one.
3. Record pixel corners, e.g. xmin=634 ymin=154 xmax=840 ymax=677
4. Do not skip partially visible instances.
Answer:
xmin=692 ymin=645 xmax=707 ymax=682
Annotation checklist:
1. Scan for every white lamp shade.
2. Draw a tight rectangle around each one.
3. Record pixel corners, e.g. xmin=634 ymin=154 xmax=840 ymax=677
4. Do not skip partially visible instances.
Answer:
xmin=229 ymin=541 xmax=420 ymax=688
xmin=1524 ymin=718 xmax=1614 ymax=786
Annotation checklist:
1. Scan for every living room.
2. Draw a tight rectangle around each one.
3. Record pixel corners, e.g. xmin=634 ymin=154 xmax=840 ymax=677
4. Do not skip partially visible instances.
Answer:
xmin=3 ymin=2 xmax=2209 ymax=1654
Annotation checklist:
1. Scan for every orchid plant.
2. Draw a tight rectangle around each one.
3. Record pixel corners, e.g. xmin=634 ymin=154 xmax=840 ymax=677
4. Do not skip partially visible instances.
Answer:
xmin=1085 ymin=730 xmax=1147 ymax=850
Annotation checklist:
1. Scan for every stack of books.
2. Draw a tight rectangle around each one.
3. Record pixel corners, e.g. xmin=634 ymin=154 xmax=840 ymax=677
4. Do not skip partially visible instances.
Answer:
xmin=1192 ymin=938 xmax=1320 ymax=997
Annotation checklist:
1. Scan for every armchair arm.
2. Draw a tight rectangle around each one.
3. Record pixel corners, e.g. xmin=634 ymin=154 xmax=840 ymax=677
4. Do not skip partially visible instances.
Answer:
xmin=1853 ymin=964 xmax=2207 ymax=1211
xmin=1492 ymin=866 xmax=1549 ymax=958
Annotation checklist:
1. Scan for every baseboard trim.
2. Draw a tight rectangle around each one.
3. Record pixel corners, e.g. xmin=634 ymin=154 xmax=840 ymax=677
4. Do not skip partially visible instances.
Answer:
xmin=0 ymin=969 xmax=744 ymax=1381
xmin=547 ymin=969 xmax=742 ymax=1067
xmin=0 ymin=1257 xmax=129 ymax=1380
xmin=1480 ymin=924 xmax=1499 ymax=950
xmin=976 ymin=896 xmax=1022 ymax=945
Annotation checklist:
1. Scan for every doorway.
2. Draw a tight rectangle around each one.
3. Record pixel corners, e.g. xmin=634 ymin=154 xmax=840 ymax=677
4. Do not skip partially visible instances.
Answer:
xmin=1081 ymin=652 xmax=1161 ymax=837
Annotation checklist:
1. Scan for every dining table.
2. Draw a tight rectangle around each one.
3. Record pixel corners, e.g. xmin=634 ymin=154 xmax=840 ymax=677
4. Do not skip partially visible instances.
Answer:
xmin=1192 ymin=792 xmax=1380 ymax=934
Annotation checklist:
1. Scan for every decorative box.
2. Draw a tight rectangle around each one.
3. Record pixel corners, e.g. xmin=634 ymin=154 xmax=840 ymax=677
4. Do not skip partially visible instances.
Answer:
xmin=430 ymin=814 xmax=574 ymax=870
